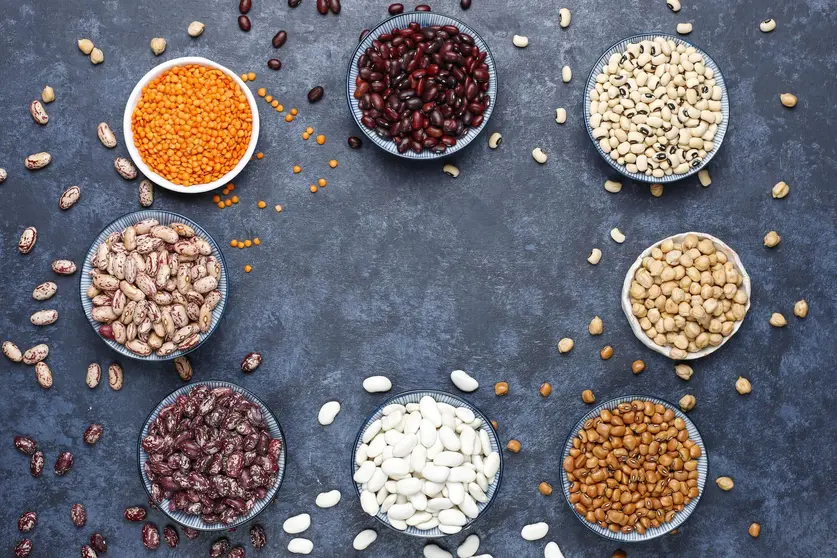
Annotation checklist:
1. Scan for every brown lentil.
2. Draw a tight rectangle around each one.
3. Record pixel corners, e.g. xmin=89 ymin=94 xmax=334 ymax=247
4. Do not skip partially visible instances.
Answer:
xmin=564 ymin=399 xmax=703 ymax=535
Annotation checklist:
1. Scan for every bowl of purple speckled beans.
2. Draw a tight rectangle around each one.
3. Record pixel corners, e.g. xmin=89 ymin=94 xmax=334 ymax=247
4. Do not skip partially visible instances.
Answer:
xmin=347 ymin=11 xmax=498 ymax=159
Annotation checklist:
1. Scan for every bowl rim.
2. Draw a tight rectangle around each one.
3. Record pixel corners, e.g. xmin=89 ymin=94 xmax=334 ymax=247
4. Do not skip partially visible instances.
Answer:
xmin=582 ymin=32 xmax=729 ymax=183
xmin=350 ymin=388 xmax=504 ymax=538
xmin=78 ymin=209 xmax=229 ymax=361
xmin=122 ymin=56 xmax=260 ymax=194
xmin=621 ymin=231 xmax=750 ymax=360
xmin=136 ymin=379 xmax=287 ymax=531
xmin=560 ymin=394 xmax=709 ymax=542
xmin=345 ymin=11 xmax=498 ymax=160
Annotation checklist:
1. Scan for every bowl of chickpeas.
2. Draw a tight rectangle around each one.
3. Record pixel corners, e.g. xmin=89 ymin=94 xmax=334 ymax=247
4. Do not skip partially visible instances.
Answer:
xmin=123 ymin=57 xmax=260 ymax=194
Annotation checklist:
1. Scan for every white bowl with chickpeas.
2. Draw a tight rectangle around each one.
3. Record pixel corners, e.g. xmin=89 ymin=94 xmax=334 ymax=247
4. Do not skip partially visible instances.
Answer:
xmin=621 ymin=232 xmax=750 ymax=360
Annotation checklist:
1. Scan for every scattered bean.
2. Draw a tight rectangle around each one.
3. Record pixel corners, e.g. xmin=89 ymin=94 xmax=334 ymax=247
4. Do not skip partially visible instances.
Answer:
xmin=559 ymin=8 xmax=571 ymax=28
xmin=769 ymin=312 xmax=787 ymax=327
xmin=0 ymin=168 xmax=6 ymax=183
xmin=59 ymin=185 xmax=81 ymax=210
xmin=760 ymin=19 xmax=776 ymax=32
xmin=488 ymin=132 xmax=502 ymax=149
xmin=513 ymin=35 xmax=529 ymax=48
xmin=604 ymin=179 xmax=622 ymax=193
xmin=539 ymin=382 xmax=552 ymax=397
xmin=676 ymin=23 xmax=693 ymax=34
xmin=89 ymin=533 xmax=107 ymax=553
xmin=650 ymin=183 xmax=664 ymax=197
xmin=241 ymin=352 xmax=263 ymax=373
xmin=108 ymin=363 xmax=123 ymax=390
xmin=780 ymin=93 xmax=797 ymax=108
xmin=174 ymin=356 xmax=192 ymax=381
xmin=97 ymin=122 xmax=117 ymax=148
xmin=716 ymin=476 xmax=734 ymax=491
xmin=250 ymin=524 xmax=267 ymax=549
xmin=142 ymin=522 xmax=160 ymax=550
xmin=163 ymin=525 xmax=179 ymax=548
xmin=138 ymin=179 xmax=154 ymax=207
xmin=388 ymin=3 xmax=404 ymax=15
xmin=318 ymin=400 xmax=341 ymax=425
xmin=793 ymin=299 xmax=808 ymax=318
xmin=555 ymin=107 xmax=567 ymax=124
xmin=610 ymin=228 xmax=625 ymax=243
xmin=268 ymin=58 xmax=282 ymax=70
xmin=150 ymin=37 xmax=167 ymax=55
xmin=25 ymin=152 xmax=51 ymax=170
xmin=30 ymin=100 xmax=49 ymax=125
xmin=749 ymin=523 xmax=761 ymax=537
xmin=679 ymin=394 xmax=696 ymax=411
xmin=589 ymin=316 xmax=603 ymax=335
xmin=545 ymin=542 xmax=565 ymax=558
xmin=587 ymin=248 xmax=602 ymax=265
xmin=78 ymin=38 xmax=95 ymax=54
xmin=3 ymin=341 xmax=23 ymax=362
xmin=90 ymin=48 xmax=104 ymax=64
xmin=71 ymin=503 xmax=87 ymax=527
xmin=532 ymin=148 xmax=548 ymax=164
xmin=14 ymin=539 xmax=32 ymax=558
xmin=460 ymin=0 xmax=471 ymax=9
xmin=582 ymin=389 xmax=596 ymax=404
xmin=86 ymin=363 xmax=101 ymax=388
xmin=52 ymin=259 xmax=77 ymax=275
xmin=771 ymin=181 xmax=789 ymax=198
xmin=273 ymin=30 xmax=288 ymax=48
xmin=114 ymin=157 xmax=137 ymax=180
xmin=507 ymin=439 xmax=522 ymax=452
xmin=494 ymin=381 xmax=509 ymax=396
xmin=363 ymin=375 xmax=392 ymax=393
xmin=239 ymin=0 xmax=251 ymax=13
xmin=18 ymin=511 xmax=37 ymax=533
xmin=599 ymin=345 xmax=613 ymax=360
xmin=521 ymin=522 xmax=548 ymax=541
xmin=698 ymin=169 xmax=712 ymax=187
xmin=307 ymin=86 xmax=324 ymax=103
xmin=675 ymin=364 xmax=694 ymax=380
xmin=735 ymin=376 xmax=751 ymax=395
xmin=54 ymin=451 xmax=73 ymax=475
xmin=451 ymin=369 xmax=479 ymax=392
xmin=23 ymin=344 xmax=49 ymax=364
xmin=238 ymin=15 xmax=251 ymax=32
xmin=283 ymin=513 xmax=311 ymax=534
xmin=561 ymin=65 xmax=572 ymax=83
xmin=315 ymin=489 xmax=341 ymax=508
xmin=30 ymin=451 xmax=44 ymax=477
xmin=763 ymin=231 xmax=781 ymax=247
xmin=631 ymin=359 xmax=645 ymax=374
xmin=188 ymin=21 xmax=205 ymax=37
xmin=31 ymin=309 xmax=58 ymax=326
xmin=557 ymin=337 xmax=574 ymax=353
xmin=348 ymin=136 xmax=362 ymax=149
xmin=35 ymin=362 xmax=53 ymax=388
xmin=443 ymin=164 xmax=460 ymax=178
xmin=15 ymin=436 xmax=38 ymax=455
xmin=288 ymin=538 xmax=313 ymax=554
xmin=538 ymin=482 xmax=553 ymax=496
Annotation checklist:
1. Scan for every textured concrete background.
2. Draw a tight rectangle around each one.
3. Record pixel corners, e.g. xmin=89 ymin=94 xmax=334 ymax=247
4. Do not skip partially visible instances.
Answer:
xmin=1 ymin=0 xmax=836 ymax=556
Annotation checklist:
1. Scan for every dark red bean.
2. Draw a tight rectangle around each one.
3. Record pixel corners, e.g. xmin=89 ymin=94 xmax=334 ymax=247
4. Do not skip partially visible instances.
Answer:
xmin=416 ymin=4 xmax=431 ymax=10
xmin=267 ymin=59 xmax=282 ymax=70
xmin=460 ymin=0 xmax=471 ymax=8
xmin=164 ymin=525 xmax=179 ymax=548
xmin=80 ymin=545 xmax=97 ymax=558
xmin=142 ymin=523 xmax=160 ymax=550
xmin=238 ymin=15 xmax=251 ymax=32
xmin=124 ymin=506 xmax=147 ymax=521
xmin=239 ymin=0 xmax=251 ymax=14
xmin=210 ymin=538 xmax=230 ymax=558
xmin=90 ymin=533 xmax=107 ymax=553
xmin=316 ymin=0 xmax=328 ymax=14
xmin=70 ymin=504 xmax=87 ymax=527
xmin=14 ymin=539 xmax=32 ymax=558
xmin=18 ymin=512 xmax=37 ymax=533
xmin=348 ymin=136 xmax=363 ymax=148
xmin=30 ymin=451 xmax=43 ymax=477
xmin=14 ymin=436 xmax=37 ymax=455
xmin=359 ymin=29 xmax=370 ymax=42
xmin=250 ymin=524 xmax=267 ymax=548
xmin=288 ymin=0 xmax=301 ymax=6
xmin=83 ymin=424 xmax=103 ymax=445
xmin=307 ymin=86 xmax=324 ymax=103
xmin=388 ymin=3 xmax=404 ymax=15
xmin=472 ymin=114 xmax=484 ymax=127
xmin=329 ymin=0 xmax=341 ymax=13
xmin=272 ymin=31 xmax=287 ymax=48
xmin=54 ymin=451 xmax=73 ymax=475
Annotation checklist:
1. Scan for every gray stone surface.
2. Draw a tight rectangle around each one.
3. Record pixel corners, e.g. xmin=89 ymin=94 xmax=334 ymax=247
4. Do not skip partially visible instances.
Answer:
xmin=1 ymin=0 xmax=836 ymax=556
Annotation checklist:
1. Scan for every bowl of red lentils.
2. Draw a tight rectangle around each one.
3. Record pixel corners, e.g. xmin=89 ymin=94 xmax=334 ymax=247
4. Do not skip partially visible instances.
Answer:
xmin=123 ymin=57 xmax=260 ymax=194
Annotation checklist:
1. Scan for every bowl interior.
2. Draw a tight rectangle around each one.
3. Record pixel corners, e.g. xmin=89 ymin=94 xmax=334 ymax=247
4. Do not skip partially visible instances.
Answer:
xmin=137 ymin=380 xmax=286 ymax=531
xmin=346 ymin=12 xmax=497 ymax=160
xmin=352 ymin=389 xmax=503 ymax=538
xmin=561 ymin=395 xmax=708 ymax=542
xmin=621 ymin=232 xmax=750 ymax=361
xmin=122 ymin=56 xmax=260 ymax=194
xmin=79 ymin=209 xmax=229 ymax=361
xmin=583 ymin=33 xmax=729 ymax=183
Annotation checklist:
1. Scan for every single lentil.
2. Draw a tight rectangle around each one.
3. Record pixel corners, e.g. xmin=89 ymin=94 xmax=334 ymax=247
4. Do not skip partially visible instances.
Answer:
xmin=329 ymin=159 xmax=338 ymax=168
xmin=257 ymin=200 xmax=266 ymax=208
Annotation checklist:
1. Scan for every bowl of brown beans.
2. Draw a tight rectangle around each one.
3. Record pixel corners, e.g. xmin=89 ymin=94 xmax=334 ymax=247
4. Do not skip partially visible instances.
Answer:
xmin=123 ymin=57 xmax=260 ymax=194
xmin=561 ymin=395 xmax=707 ymax=542
xmin=138 ymin=380 xmax=286 ymax=531
xmin=621 ymin=232 xmax=750 ymax=360
xmin=347 ymin=12 xmax=497 ymax=158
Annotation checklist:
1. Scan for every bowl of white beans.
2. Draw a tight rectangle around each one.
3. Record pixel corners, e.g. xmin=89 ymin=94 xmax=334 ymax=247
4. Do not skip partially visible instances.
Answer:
xmin=584 ymin=34 xmax=729 ymax=183
xmin=351 ymin=390 xmax=503 ymax=538
xmin=621 ymin=232 xmax=750 ymax=360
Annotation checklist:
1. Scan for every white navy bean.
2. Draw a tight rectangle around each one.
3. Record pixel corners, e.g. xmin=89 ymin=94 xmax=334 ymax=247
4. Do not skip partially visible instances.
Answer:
xmin=425 ymin=545 xmax=453 ymax=558
xmin=521 ymin=522 xmax=549 ymax=541
xmin=544 ymin=542 xmax=565 ymax=558
xmin=360 ymin=489 xmax=379 ymax=516
xmin=561 ymin=65 xmax=572 ymax=83
xmin=450 ymin=369 xmax=479 ymax=392
xmin=676 ymin=23 xmax=693 ymax=35
xmin=512 ymin=35 xmax=529 ymax=48
xmin=760 ymin=18 xmax=776 ymax=32
xmin=318 ymin=400 xmax=341 ymax=425
xmin=363 ymin=375 xmax=392 ymax=393
xmin=558 ymin=8 xmax=571 ymax=28
xmin=353 ymin=529 xmax=378 ymax=551
xmin=282 ymin=513 xmax=310 ymax=534
xmin=315 ymin=489 xmax=341 ymax=508
xmin=287 ymin=538 xmax=313 ymax=555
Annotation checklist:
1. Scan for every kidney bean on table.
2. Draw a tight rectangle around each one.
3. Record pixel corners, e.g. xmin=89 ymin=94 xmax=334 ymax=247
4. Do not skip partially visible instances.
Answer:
xmin=239 ymin=0 xmax=251 ymax=13
xmin=142 ymin=522 xmax=160 ymax=550
xmin=238 ymin=15 xmax=251 ymax=32
xmin=272 ymin=30 xmax=287 ymax=48
xmin=14 ymin=435 xmax=37 ymax=455
xmin=288 ymin=0 xmax=301 ymax=6
xmin=54 ymin=451 xmax=73 ymax=475
xmin=90 ymin=532 xmax=108 ymax=553
xmin=267 ymin=58 xmax=282 ymax=70
xmin=354 ymin=21 xmax=491 ymax=154
xmin=316 ymin=0 xmax=328 ymax=14
xmin=30 ymin=451 xmax=44 ymax=477
xmin=388 ymin=3 xmax=404 ymax=14
xmin=461 ymin=0 xmax=471 ymax=8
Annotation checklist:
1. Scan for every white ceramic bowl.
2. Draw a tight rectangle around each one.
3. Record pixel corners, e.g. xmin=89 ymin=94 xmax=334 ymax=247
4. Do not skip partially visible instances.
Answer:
xmin=122 ymin=56 xmax=260 ymax=194
xmin=583 ymin=34 xmax=729 ymax=183
xmin=621 ymin=232 xmax=750 ymax=360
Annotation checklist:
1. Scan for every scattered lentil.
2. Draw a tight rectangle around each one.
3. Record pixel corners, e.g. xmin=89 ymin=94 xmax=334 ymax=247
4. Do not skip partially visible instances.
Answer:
xmin=265 ymin=95 xmax=273 ymax=103
xmin=257 ymin=200 xmax=266 ymax=208
xmin=316 ymin=134 xmax=326 ymax=145
xmin=248 ymin=72 xmax=256 ymax=80
xmin=293 ymin=165 xmax=302 ymax=173
xmin=285 ymin=114 xmax=294 ymax=122
xmin=257 ymin=88 xmax=266 ymax=97
xmin=329 ymin=159 xmax=338 ymax=168
xmin=318 ymin=178 xmax=327 ymax=187
xmin=749 ymin=523 xmax=761 ymax=538
xmin=231 ymin=195 xmax=239 ymax=203
xmin=309 ymin=185 xmax=318 ymax=193
xmin=253 ymin=238 xmax=261 ymax=246
xmin=291 ymin=108 xmax=299 ymax=115
xmin=244 ymin=265 xmax=252 ymax=273
xmin=244 ymin=240 xmax=252 ymax=247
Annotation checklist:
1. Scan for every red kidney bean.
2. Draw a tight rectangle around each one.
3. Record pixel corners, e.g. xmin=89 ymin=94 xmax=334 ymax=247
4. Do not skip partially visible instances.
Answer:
xmin=250 ymin=524 xmax=266 ymax=548
xmin=272 ymin=30 xmax=287 ymax=48
xmin=164 ymin=525 xmax=179 ymax=548
xmin=124 ymin=506 xmax=147 ymax=521
xmin=142 ymin=523 xmax=160 ymax=550
xmin=267 ymin=58 xmax=281 ymax=70
xmin=416 ymin=4 xmax=431 ymax=10
xmin=18 ymin=512 xmax=37 ymax=533
xmin=238 ymin=15 xmax=251 ymax=32
xmin=14 ymin=436 xmax=37 ymax=455
xmin=460 ymin=0 xmax=471 ymax=8
xmin=316 ymin=0 xmax=328 ymax=14
xmin=30 ymin=451 xmax=44 ymax=477
xmin=307 ymin=86 xmax=324 ymax=103
xmin=359 ymin=29 xmax=370 ymax=41
xmin=329 ymin=0 xmax=341 ymax=13
xmin=348 ymin=136 xmax=363 ymax=148
xmin=288 ymin=0 xmax=301 ymax=6
xmin=71 ymin=504 xmax=87 ymax=527
xmin=80 ymin=545 xmax=97 ymax=558
xmin=388 ymin=3 xmax=404 ymax=14
xmin=210 ymin=538 xmax=230 ymax=557
xmin=54 ymin=451 xmax=73 ymax=475
xmin=239 ymin=0 xmax=251 ymax=13
xmin=89 ymin=533 xmax=107 ymax=553
xmin=183 ymin=527 xmax=199 ymax=540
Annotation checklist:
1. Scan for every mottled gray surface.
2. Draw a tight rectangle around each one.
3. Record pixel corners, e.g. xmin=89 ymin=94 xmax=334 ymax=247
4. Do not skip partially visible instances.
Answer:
xmin=1 ymin=0 xmax=836 ymax=556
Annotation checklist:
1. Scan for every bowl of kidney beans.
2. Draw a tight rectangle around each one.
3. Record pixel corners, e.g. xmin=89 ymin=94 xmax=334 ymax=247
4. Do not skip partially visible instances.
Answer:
xmin=347 ymin=11 xmax=497 ymax=158
xmin=137 ymin=381 xmax=286 ymax=531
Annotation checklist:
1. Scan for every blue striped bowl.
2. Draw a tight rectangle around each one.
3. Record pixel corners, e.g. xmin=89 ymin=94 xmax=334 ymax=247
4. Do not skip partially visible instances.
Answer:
xmin=351 ymin=389 xmax=504 ymax=538
xmin=79 ymin=210 xmax=228 ymax=361
xmin=561 ymin=395 xmax=708 ymax=542
xmin=346 ymin=12 xmax=497 ymax=160
xmin=583 ymin=34 xmax=729 ymax=183
xmin=137 ymin=380 xmax=286 ymax=531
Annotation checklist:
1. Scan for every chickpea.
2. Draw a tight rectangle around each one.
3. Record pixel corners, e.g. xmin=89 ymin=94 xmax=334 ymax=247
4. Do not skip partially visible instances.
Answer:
xmin=735 ymin=377 xmax=752 ymax=395
xmin=581 ymin=389 xmax=596 ymax=404
xmin=494 ymin=381 xmax=509 ymax=396
xmin=506 ymin=439 xmax=521 ymax=453
xmin=769 ymin=312 xmax=787 ymax=327
xmin=631 ymin=360 xmax=646 ymax=374
xmin=793 ymin=299 xmax=808 ymax=318
xmin=588 ymin=316 xmax=603 ymax=335
xmin=675 ymin=364 xmax=694 ymax=381
xmin=557 ymin=337 xmax=574 ymax=353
